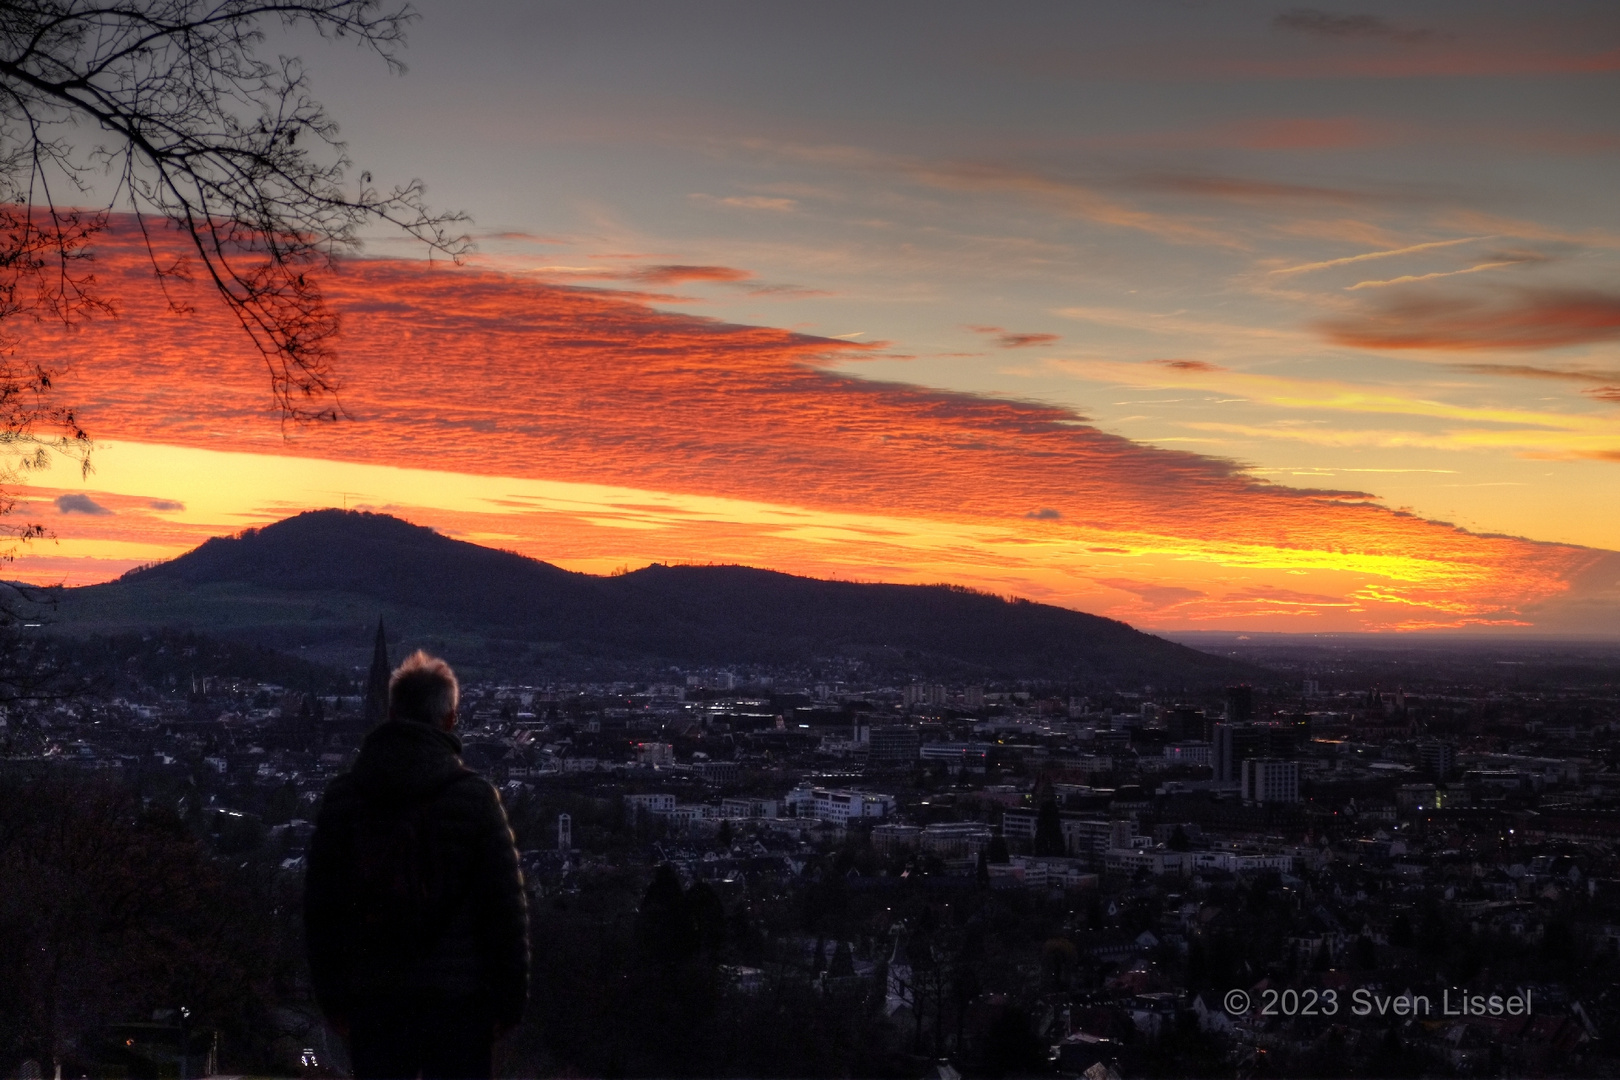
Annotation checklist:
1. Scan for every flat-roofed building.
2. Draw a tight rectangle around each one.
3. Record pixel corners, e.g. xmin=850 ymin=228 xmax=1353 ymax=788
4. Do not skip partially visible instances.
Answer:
xmin=867 ymin=725 xmax=920 ymax=770
xmin=1163 ymin=742 xmax=1212 ymax=767
xmin=918 ymin=821 xmax=993 ymax=859
xmin=785 ymin=785 xmax=895 ymax=823
xmin=1241 ymin=758 xmax=1300 ymax=805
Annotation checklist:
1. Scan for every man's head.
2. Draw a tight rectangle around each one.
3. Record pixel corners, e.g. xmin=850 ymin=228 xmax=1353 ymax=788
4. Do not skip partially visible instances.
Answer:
xmin=389 ymin=650 xmax=459 ymax=730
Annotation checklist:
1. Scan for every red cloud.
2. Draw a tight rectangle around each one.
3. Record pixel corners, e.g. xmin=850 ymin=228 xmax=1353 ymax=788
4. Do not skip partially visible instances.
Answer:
xmin=968 ymin=325 xmax=1060 ymax=349
xmin=14 ymin=218 xmax=1613 ymax=630
xmin=1321 ymin=288 xmax=1620 ymax=351
xmin=1153 ymin=359 xmax=1224 ymax=372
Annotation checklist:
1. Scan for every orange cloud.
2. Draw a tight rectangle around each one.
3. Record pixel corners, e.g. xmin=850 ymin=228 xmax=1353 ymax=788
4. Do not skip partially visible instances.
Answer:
xmin=1320 ymin=288 xmax=1620 ymax=351
xmin=10 ymin=219 xmax=1618 ymax=632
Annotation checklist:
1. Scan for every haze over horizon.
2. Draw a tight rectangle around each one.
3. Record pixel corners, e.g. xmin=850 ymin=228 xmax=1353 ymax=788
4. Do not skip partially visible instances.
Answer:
xmin=7 ymin=1 xmax=1620 ymax=636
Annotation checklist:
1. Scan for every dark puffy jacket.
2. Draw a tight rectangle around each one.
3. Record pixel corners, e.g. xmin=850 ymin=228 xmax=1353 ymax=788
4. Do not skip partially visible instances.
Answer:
xmin=305 ymin=720 xmax=529 ymax=1029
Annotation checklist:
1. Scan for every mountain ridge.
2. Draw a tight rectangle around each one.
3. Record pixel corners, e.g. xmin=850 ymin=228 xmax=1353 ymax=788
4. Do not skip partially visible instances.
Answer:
xmin=50 ymin=509 xmax=1255 ymax=685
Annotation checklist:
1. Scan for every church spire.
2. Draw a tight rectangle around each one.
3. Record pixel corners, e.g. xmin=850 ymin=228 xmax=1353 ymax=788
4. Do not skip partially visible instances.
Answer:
xmin=363 ymin=617 xmax=391 ymax=728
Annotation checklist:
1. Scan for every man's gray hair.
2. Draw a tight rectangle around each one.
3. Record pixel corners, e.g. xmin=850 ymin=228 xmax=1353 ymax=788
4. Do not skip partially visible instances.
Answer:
xmin=389 ymin=650 xmax=459 ymax=725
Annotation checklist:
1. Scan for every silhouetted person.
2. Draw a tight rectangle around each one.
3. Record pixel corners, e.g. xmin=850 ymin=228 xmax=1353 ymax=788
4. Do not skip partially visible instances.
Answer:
xmin=306 ymin=651 xmax=528 ymax=1079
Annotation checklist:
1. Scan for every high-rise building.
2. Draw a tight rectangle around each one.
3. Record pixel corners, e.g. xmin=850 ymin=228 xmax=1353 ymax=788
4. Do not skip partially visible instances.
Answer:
xmin=1225 ymin=684 xmax=1255 ymax=723
xmin=1242 ymin=759 xmax=1300 ymax=805
xmin=1213 ymin=722 xmax=1268 ymax=784
xmin=1109 ymin=819 xmax=1135 ymax=850
xmin=1419 ymin=741 xmax=1457 ymax=781
xmin=557 ymin=812 xmax=572 ymax=851
xmin=1167 ymin=706 xmax=1206 ymax=741
xmin=1266 ymin=725 xmax=1300 ymax=759
xmin=903 ymin=684 xmax=948 ymax=710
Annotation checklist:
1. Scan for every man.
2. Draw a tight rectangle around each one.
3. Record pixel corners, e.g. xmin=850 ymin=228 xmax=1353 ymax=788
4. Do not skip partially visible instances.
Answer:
xmin=307 ymin=651 xmax=529 ymax=1079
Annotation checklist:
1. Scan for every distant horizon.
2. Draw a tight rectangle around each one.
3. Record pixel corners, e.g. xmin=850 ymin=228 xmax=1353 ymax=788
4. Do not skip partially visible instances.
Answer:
xmin=24 ymin=505 xmax=1620 ymax=645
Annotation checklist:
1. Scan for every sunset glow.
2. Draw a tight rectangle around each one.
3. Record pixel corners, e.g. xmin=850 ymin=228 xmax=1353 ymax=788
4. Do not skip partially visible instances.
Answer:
xmin=6 ymin=2 xmax=1619 ymax=636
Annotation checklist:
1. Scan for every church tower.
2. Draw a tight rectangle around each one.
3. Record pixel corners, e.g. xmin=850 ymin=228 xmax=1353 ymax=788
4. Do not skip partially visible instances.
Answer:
xmin=362 ymin=618 xmax=391 ymax=729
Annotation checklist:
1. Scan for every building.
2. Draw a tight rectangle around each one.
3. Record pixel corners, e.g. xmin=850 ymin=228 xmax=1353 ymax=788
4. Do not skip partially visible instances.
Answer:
xmin=1167 ymin=706 xmax=1208 ymax=741
xmin=1106 ymin=847 xmax=1188 ymax=876
xmin=624 ymin=792 xmax=676 ymax=819
xmin=1060 ymin=818 xmax=1120 ymax=859
xmin=866 ymin=724 xmax=920 ymax=770
xmin=1224 ymin=684 xmax=1255 ymax=722
xmin=1163 ymin=742 xmax=1212 ymax=766
xmin=1190 ymin=850 xmax=1294 ymax=873
xmin=556 ymin=812 xmax=571 ymax=851
xmin=917 ymin=821 xmax=993 ymax=858
xmin=1213 ymin=723 xmax=1269 ymax=784
xmin=694 ymin=759 xmax=741 ymax=784
xmin=871 ymin=823 xmax=922 ymax=853
xmin=1395 ymin=783 xmax=1439 ymax=812
xmin=1420 ymin=740 xmax=1457 ymax=781
xmin=785 ymin=785 xmax=895 ymax=823
xmin=903 ymin=684 xmax=947 ymax=710
xmin=1002 ymin=807 xmax=1037 ymax=843
xmin=1241 ymin=758 xmax=1300 ymax=805
xmin=635 ymin=741 xmax=675 ymax=766
xmin=720 ymin=796 xmax=779 ymax=819
xmin=919 ymin=742 xmax=992 ymax=772
xmin=361 ymin=618 xmax=390 ymax=732
xmin=665 ymin=804 xmax=723 ymax=828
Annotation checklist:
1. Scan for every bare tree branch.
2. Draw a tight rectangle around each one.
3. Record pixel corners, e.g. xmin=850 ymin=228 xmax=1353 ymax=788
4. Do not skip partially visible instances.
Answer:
xmin=0 ymin=0 xmax=468 ymax=581
xmin=0 ymin=0 xmax=469 ymax=426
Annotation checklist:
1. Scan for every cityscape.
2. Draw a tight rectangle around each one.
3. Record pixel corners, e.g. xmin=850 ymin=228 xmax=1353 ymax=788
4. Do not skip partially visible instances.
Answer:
xmin=5 ymin=618 xmax=1618 ymax=1078
xmin=0 ymin=2 xmax=1617 ymax=1079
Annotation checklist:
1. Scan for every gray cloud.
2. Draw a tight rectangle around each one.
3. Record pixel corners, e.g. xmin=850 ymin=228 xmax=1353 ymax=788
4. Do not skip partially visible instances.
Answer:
xmin=56 ymin=494 xmax=112 ymax=515
xmin=1273 ymin=9 xmax=1435 ymax=42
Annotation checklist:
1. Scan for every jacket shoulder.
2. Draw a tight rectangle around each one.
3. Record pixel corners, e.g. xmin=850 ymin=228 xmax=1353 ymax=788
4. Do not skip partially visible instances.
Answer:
xmin=440 ymin=770 xmax=506 ymax=817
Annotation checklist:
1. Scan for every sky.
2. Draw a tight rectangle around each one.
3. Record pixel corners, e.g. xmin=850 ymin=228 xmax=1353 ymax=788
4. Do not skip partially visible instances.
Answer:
xmin=7 ymin=0 xmax=1620 ymax=634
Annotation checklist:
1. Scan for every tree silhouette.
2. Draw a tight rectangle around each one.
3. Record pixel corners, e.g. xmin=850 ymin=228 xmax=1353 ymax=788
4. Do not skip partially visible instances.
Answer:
xmin=0 ymin=775 xmax=279 ymax=1075
xmin=1033 ymin=799 xmax=1065 ymax=856
xmin=686 ymin=880 xmax=727 ymax=954
xmin=635 ymin=864 xmax=697 ymax=966
xmin=0 ymin=1 xmax=467 ymax=561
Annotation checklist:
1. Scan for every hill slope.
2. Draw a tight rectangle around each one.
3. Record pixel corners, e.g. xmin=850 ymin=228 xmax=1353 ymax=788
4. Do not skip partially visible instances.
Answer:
xmin=51 ymin=510 xmax=1251 ymax=685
